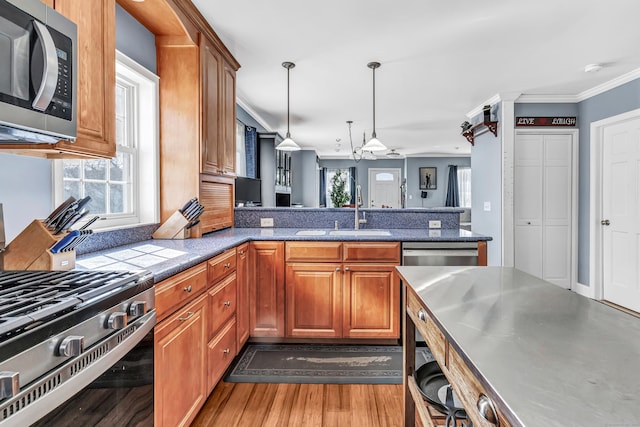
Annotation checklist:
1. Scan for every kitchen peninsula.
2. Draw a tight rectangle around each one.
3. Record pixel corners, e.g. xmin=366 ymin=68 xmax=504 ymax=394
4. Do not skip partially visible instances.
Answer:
xmin=398 ymin=266 xmax=640 ymax=427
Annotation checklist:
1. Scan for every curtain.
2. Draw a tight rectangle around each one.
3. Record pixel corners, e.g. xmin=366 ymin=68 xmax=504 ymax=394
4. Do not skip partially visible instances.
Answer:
xmin=445 ymin=165 xmax=459 ymax=207
xmin=349 ymin=166 xmax=357 ymax=204
xmin=319 ymin=167 xmax=327 ymax=207
xmin=244 ymin=126 xmax=257 ymax=178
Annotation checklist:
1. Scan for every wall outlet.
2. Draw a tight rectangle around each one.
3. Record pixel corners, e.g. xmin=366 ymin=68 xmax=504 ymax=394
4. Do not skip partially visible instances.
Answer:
xmin=484 ymin=202 xmax=491 ymax=211
xmin=260 ymin=217 xmax=274 ymax=227
xmin=428 ymin=220 xmax=441 ymax=229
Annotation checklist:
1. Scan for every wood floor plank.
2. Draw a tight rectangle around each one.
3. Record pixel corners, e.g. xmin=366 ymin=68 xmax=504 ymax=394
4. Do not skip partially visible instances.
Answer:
xmin=195 ymin=381 xmax=404 ymax=427
xmin=262 ymin=383 xmax=301 ymax=426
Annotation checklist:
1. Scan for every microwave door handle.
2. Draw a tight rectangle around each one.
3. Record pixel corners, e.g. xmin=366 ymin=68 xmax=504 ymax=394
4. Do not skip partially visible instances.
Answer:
xmin=31 ymin=21 xmax=59 ymax=112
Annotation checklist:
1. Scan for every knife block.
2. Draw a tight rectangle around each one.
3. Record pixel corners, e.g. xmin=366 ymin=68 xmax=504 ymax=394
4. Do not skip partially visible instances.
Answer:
xmin=152 ymin=210 xmax=190 ymax=240
xmin=3 ymin=220 xmax=75 ymax=271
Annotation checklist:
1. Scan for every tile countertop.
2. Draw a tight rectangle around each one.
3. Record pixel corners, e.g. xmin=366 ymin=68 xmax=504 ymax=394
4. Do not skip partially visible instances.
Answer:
xmin=397 ymin=266 xmax=640 ymax=427
xmin=76 ymin=227 xmax=491 ymax=283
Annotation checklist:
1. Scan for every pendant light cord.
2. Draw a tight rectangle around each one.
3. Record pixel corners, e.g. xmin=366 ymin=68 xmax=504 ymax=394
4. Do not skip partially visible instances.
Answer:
xmin=372 ymin=65 xmax=376 ymax=139
xmin=286 ymin=66 xmax=291 ymax=138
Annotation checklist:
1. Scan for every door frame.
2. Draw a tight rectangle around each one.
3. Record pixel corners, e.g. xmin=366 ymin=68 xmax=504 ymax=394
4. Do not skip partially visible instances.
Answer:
xmin=368 ymin=168 xmax=401 ymax=208
xmin=512 ymin=128 xmax=579 ymax=290
xmin=588 ymin=108 xmax=640 ymax=300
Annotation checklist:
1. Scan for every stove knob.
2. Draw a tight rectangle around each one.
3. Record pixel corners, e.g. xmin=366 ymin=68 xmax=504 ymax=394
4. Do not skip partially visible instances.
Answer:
xmin=107 ymin=312 xmax=128 ymax=330
xmin=58 ymin=336 xmax=84 ymax=357
xmin=0 ymin=372 xmax=19 ymax=399
xmin=129 ymin=301 xmax=147 ymax=317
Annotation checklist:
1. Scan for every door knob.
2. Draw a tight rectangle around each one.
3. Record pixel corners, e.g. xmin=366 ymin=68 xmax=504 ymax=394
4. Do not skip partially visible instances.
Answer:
xmin=601 ymin=219 xmax=610 ymax=226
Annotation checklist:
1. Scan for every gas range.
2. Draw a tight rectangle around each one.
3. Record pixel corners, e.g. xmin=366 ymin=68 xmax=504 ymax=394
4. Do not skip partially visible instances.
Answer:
xmin=0 ymin=270 xmax=155 ymax=426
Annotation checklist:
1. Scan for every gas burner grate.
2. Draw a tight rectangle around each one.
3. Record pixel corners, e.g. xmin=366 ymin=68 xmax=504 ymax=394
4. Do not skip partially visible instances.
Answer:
xmin=0 ymin=270 xmax=150 ymax=338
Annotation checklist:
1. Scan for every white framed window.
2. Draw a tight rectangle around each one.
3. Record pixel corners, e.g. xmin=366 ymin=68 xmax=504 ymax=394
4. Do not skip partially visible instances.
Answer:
xmin=457 ymin=166 xmax=472 ymax=208
xmin=53 ymin=51 xmax=159 ymax=230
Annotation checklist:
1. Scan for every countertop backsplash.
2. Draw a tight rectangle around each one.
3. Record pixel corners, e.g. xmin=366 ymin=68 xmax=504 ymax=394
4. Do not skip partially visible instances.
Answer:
xmin=234 ymin=207 xmax=463 ymax=229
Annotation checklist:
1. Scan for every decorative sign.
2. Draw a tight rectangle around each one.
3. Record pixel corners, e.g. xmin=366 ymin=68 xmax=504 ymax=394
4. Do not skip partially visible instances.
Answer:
xmin=515 ymin=117 xmax=577 ymax=127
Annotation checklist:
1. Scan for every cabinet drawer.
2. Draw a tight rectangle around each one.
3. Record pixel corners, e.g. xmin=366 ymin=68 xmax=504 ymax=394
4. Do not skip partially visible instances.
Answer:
xmin=285 ymin=241 xmax=342 ymax=262
xmin=448 ymin=347 xmax=511 ymax=427
xmin=207 ymin=317 xmax=237 ymax=393
xmin=406 ymin=288 xmax=446 ymax=368
xmin=343 ymin=242 xmax=400 ymax=263
xmin=208 ymin=272 xmax=237 ymax=339
xmin=208 ymin=248 xmax=236 ymax=284
xmin=155 ymin=262 xmax=208 ymax=322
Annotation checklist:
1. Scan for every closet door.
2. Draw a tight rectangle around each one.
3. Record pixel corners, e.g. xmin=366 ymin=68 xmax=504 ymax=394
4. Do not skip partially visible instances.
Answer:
xmin=515 ymin=133 xmax=573 ymax=288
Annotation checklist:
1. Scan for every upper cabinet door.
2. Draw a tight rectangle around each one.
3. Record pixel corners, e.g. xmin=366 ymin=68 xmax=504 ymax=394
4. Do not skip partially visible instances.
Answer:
xmin=53 ymin=0 xmax=116 ymax=158
xmin=200 ymin=37 xmax=221 ymax=175
xmin=220 ymin=61 xmax=236 ymax=176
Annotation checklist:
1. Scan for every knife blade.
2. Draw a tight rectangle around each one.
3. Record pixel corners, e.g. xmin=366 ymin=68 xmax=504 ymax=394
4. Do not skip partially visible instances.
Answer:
xmin=53 ymin=209 xmax=86 ymax=235
xmin=80 ymin=215 xmax=100 ymax=230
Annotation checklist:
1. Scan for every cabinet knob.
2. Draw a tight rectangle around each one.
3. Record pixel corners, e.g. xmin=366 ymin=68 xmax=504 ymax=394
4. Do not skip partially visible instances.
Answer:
xmin=184 ymin=285 xmax=192 ymax=293
xmin=224 ymin=300 xmax=232 ymax=307
xmin=223 ymin=348 xmax=230 ymax=355
xmin=336 ymin=267 xmax=341 ymax=272
xmin=224 ymin=263 xmax=231 ymax=268
xmin=601 ymin=219 xmax=610 ymax=226
xmin=477 ymin=394 xmax=500 ymax=426
xmin=417 ymin=309 xmax=427 ymax=322
xmin=345 ymin=267 xmax=350 ymax=271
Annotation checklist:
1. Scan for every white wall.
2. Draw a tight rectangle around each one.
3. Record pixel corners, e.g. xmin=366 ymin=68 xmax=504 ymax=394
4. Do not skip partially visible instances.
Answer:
xmin=0 ymin=153 xmax=52 ymax=242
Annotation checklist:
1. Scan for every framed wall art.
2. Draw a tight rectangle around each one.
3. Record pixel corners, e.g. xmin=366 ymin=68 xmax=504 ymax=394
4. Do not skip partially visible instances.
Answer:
xmin=419 ymin=167 xmax=437 ymax=190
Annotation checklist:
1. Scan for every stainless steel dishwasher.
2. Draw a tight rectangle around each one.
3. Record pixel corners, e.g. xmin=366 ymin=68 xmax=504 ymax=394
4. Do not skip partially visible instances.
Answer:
xmin=402 ymin=241 xmax=479 ymax=266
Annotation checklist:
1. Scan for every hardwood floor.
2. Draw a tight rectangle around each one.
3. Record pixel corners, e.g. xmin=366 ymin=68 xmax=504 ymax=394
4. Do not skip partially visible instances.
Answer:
xmin=191 ymin=381 xmax=404 ymax=427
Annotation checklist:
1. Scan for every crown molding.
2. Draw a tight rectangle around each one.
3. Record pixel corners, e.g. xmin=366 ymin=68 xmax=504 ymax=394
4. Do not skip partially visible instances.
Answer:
xmin=236 ymin=97 xmax=274 ymax=132
xmin=576 ymin=67 xmax=640 ymax=101
xmin=516 ymin=67 xmax=640 ymax=104
xmin=466 ymin=94 xmax=502 ymax=119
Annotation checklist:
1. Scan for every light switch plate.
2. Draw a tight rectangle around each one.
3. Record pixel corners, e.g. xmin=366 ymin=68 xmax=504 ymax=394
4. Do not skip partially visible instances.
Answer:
xmin=428 ymin=220 xmax=441 ymax=229
xmin=260 ymin=217 xmax=274 ymax=227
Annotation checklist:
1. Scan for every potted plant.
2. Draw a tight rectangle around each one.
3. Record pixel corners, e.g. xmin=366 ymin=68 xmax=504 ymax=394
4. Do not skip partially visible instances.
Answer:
xmin=329 ymin=169 xmax=351 ymax=207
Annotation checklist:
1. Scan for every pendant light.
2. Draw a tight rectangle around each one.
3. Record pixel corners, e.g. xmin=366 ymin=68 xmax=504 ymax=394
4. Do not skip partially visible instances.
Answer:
xmin=276 ymin=61 xmax=301 ymax=151
xmin=361 ymin=61 xmax=387 ymax=152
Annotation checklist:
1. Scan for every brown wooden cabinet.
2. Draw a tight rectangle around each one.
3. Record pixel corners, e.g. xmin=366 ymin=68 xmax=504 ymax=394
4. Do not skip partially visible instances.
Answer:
xmin=284 ymin=241 xmax=401 ymax=339
xmin=154 ymin=293 xmax=207 ymax=427
xmin=206 ymin=247 xmax=238 ymax=393
xmin=236 ymin=242 xmax=250 ymax=348
xmin=11 ymin=0 xmax=115 ymax=158
xmin=249 ymin=241 xmax=285 ymax=337
xmin=343 ymin=263 xmax=400 ymax=338
xmin=285 ymin=263 xmax=342 ymax=338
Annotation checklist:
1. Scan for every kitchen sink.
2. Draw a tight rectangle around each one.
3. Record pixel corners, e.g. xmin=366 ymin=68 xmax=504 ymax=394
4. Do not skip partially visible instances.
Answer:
xmin=328 ymin=230 xmax=391 ymax=236
xmin=295 ymin=230 xmax=327 ymax=236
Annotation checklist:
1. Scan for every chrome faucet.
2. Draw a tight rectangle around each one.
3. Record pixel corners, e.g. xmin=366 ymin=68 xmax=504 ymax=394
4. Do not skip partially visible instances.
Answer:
xmin=354 ymin=185 xmax=367 ymax=229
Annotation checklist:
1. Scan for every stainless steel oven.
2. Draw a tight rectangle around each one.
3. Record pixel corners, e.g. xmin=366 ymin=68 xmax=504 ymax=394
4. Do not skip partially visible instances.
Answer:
xmin=0 ymin=270 xmax=155 ymax=426
xmin=0 ymin=0 xmax=77 ymax=143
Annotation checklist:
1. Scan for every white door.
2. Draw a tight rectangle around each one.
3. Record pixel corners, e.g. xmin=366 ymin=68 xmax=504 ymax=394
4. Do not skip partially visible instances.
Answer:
xmin=602 ymin=117 xmax=640 ymax=311
xmin=368 ymin=168 xmax=401 ymax=208
xmin=514 ymin=133 xmax=574 ymax=288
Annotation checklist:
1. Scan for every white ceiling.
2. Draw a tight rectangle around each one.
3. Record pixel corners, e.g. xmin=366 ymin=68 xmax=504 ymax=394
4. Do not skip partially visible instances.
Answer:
xmin=192 ymin=0 xmax=640 ymax=159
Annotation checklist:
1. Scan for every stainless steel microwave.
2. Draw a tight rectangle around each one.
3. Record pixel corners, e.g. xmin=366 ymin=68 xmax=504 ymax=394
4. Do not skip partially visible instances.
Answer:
xmin=0 ymin=0 xmax=77 ymax=143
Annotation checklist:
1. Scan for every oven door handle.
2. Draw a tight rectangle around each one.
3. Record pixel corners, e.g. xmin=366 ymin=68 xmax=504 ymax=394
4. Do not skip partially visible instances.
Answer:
xmin=31 ymin=20 xmax=59 ymax=112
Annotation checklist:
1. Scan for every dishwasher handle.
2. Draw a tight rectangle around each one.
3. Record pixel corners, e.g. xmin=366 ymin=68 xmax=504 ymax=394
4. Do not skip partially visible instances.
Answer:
xmin=402 ymin=249 xmax=478 ymax=257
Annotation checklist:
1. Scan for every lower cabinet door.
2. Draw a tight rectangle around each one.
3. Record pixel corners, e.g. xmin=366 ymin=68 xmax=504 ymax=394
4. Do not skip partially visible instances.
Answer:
xmin=154 ymin=294 xmax=207 ymax=427
xmin=285 ymin=263 xmax=342 ymax=338
xmin=343 ymin=264 xmax=400 ymax=338
xmin=207 ymin=318 xmax=237 ymax=393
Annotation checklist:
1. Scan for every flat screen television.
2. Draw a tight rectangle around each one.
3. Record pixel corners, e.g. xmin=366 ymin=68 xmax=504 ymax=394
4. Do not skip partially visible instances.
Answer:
xmin=235 ymin=177 xmax=262 ymax=206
